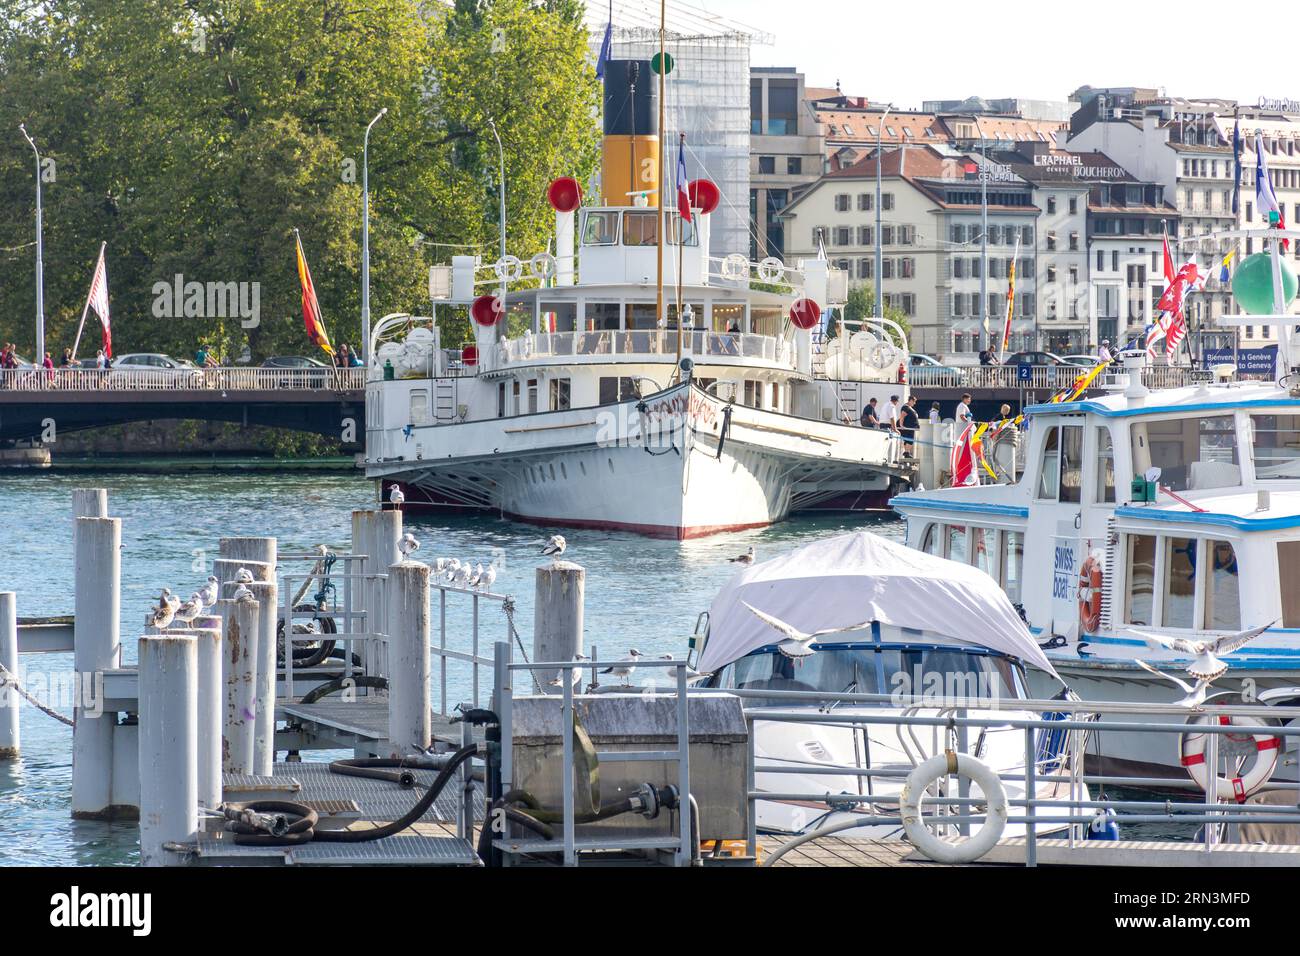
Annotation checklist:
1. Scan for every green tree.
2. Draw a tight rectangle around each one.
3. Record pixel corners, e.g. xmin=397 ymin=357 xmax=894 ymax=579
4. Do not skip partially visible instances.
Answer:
xmin=0 ymin=0 xmax=599 ymax=361
xmin=838 ymin=282 xmax=911 ymax=346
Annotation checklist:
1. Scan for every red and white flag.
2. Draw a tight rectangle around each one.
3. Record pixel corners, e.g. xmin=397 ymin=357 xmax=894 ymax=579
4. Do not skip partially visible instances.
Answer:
xmin=950 ymin=423 xmax=977 ymax=487
xmin=675 ymin=135 xmax=691 ymax=223
xmin=88 ymin=245 xmax=111 ymax=357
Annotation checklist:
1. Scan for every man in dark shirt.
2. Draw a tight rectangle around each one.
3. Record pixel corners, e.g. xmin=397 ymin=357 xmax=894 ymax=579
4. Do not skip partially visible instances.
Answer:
xmin=860 ymin=397 xmax=880 ymax=429
xmin=898 ymin=395 xmax=920 ymax=456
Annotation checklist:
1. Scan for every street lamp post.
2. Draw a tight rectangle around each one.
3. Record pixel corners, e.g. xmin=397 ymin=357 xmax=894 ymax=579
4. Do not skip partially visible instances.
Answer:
xmin=487 ymin=118 xmax=507 ymax=304
xmin=980 ymin=137 xmax=988 ymax=349
xmin=19 ymin=124 xmax=44 ymax=364
xmin=874 ymin=105 xmax=893 ymax=319
xmin=361 ymin=107 xmax=387 ymax=364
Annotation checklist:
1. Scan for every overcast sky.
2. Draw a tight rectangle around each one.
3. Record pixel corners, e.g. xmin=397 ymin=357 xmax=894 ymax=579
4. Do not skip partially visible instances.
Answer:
xmin=678 ymin=0 xmax=1286 ymax=109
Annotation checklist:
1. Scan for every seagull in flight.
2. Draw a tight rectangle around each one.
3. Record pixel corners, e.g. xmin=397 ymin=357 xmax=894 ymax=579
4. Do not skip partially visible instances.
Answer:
xmin=1126 ymin=621 xmax=1274 ymax=681
xmin=742 ymin=602 xmax=876 ymax=661
xmin=601 ymin=649 xmax=642 ymax=685
xmin=541 ymin=535 xmax=566 ymax=557
xmin=729 ymin=546 xmax=755 ymax=565
xmin=398 ymin=532 xmax=420 ymax=558
xmin=388 ymin=483 xmax=405 ymax=509
xmin=1134 ymin=659 xmax=1214 ymax=709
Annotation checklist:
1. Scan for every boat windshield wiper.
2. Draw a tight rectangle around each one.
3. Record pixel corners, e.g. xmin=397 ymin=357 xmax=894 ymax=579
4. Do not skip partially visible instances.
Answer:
xmin=821 ymin=672 xmax=860 ymax=714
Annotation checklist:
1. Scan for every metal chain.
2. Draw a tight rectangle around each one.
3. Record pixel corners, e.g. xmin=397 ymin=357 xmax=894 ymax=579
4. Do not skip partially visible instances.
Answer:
xmin=0 ymin=660 xmax=74 ymax=727
xmin=500 ymin=598 xmax=542 ymax=693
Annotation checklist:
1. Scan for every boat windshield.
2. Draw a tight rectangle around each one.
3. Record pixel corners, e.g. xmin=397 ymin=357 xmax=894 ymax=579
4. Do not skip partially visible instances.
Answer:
xmin=1130 ymin=414 xmax=1240 ymax=491
xmin=710 ymin=644 xmax=1025 ymax=706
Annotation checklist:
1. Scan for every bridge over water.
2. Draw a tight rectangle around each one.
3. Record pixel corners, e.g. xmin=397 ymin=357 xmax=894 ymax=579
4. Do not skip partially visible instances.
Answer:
xmin=0 ymin=367 xmax=366 ymax=448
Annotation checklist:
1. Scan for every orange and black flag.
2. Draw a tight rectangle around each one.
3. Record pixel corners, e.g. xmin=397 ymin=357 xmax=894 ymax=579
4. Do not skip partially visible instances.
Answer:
xmin=294 ymin=229 xmax=334 ymax=357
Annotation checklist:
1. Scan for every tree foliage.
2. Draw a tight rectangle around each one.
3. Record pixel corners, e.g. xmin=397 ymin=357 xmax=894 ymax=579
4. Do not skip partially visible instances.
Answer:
xmin=841 ymin=282 xmax=911 ymax=346
xmin=0 ymin=0 xmax=600 ymax=361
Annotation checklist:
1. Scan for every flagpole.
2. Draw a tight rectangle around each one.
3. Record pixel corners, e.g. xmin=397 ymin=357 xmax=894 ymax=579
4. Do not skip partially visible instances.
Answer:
xmin=656 ymin=0 xmax=666 ymax=354
xmin=676 ymin=132 xmax=685 ymax=365
xmin=70 ymin=241 xmax=107 ymax=361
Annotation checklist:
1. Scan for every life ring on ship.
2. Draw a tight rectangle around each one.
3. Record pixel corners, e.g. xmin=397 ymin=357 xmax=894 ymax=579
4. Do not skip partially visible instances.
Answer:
xmin=869 ymin=342 xmax=896 ymax=369
xmin=1077 ymin=555 xmax=1103 ymax=633
xmin=1180 ymin=715 xmax=1280 ymax=803
xmin=900 ymin=751 xmax=1007 ymax=863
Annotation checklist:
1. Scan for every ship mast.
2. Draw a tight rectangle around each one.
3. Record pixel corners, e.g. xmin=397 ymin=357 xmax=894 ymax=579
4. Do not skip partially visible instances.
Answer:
xmin=656 ymin=0 xmax=666 ymax=353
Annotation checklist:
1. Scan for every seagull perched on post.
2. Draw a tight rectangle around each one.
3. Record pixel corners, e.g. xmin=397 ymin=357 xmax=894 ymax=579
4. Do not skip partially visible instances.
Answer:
xmin=742 ymin=602 xmax=876 ymax=662
xmin=729 ymin=546 xmax=755 ymax=565
xmin=388 ymin=483 xmax=405 ymax=509
xmin=1134 ymin=659 xmax=1214 ymax=710
xmin=235 ymin=567 xmax=254 ymax=585
xmin=601 ymin=649 xmax=642 ymax=686
xmin=232 ymin=583 xmax=255 ymax=603
xmin=452 ymin=563 xmax=472 ymax=588
xmin=145 ymin=592 xmax=176 ymax=630
xmin=197 ymin=575 xmax=219 ymax=610
xmin=1126 ymin=621 xmax=1274 ymax=682
xmin=549 ymin=654 xmax=590 ymax=691
xmin=541 ymin=535 xmax=566 ymax=558
xmin=173 ymin=593 xmax=203 ymax=627
xmin=398 ymin=532 xmax=420 ymax=558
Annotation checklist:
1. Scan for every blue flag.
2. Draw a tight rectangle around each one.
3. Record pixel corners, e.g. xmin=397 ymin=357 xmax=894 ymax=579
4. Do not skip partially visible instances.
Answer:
xmin=1231 ymin=114 xmax=1241 ymax=215
xmin=595 ymin=1 xmax=612 ymax=80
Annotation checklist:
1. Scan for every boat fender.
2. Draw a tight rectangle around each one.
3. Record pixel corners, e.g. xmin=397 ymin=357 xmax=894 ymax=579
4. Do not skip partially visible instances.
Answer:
xmin=900 ymin=751 xmax=1007 ymax=863
xmin=1180 ymin=714 xmax=1281 ymax=802
xmin=1077 ymin=553 xmax=1103 ymax=633
xmin=1086 ymin=807 xmax=1120 ymax=841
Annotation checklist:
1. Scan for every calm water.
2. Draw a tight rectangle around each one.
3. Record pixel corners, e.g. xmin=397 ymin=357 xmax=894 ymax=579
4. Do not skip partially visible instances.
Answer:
xmin=0 ymin=469 xmax=900 ymax=866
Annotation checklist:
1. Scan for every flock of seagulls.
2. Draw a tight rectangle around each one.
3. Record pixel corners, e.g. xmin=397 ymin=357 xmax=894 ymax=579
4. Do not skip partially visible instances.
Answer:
xmin=144 ymin=571 xmax=252 ymax=630
xmin=430 ymin=556 xmax=498 ymax=591
xmin=1128 ymin=621 xmax=1275 ymax=709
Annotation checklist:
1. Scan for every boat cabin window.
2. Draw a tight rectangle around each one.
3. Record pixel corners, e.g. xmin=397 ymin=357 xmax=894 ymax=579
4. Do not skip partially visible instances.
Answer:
xmin=972 ymin=527 xmax=995 ymax=578
xmin=919 ymin=523 xmax=939 ymax=555
xmin=1250 ymin=414 xmax=1300 ymax=480
xmin=540 ymin=300 xmax=577 ymax=334
xmin=712 ymin=645 xmax=1024 ymax=703
xmin=622 ymin=210 xmax=659 ymax=246
xmin=946 ymin=524 xmax=967 ymax=563
xmin=1095 ymin=427 xmax=1115 ymax=503
xmin=751 ymin=307 xmax=783 ymax=338
xmin=1279 ymin=542 xmax=1300 ymax=627
xmin=582 ymin=211 xmax=619 ymax=246
xmin=1124 ymin=532 xmax=1242 ymax=630
xmin=1035 ymin=423 xmax=1082 ymax=501
xmin=1002 ymin=531 xmax=1024 ymax=603
xmin=1125 ymin=534 xmax=1156 ymax=625
xmin=1163 ymin=537 xmax=1196 ymax=629
xmin=1130 ymin=415 xmax=1239 ymax=492
xmin=713 ymin=303 xmax=744 ymax=333
xmin=585 ymin=301 xmax=621 ymax=331
xmin=549 ymin=378 xmax=571 ymax=411
xmin=668 ymin=212 xmax=698 ymax=246
xmin=599 ymin=376 xmax=640 ymax=404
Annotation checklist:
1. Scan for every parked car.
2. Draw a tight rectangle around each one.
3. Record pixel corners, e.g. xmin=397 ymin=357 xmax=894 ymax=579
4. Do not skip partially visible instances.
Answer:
xmin=260 ymin=355 xmax=334 ymax=387
xmin=1005 ymin=350 xmax=1067 ymax=366
xmin=108 ymin=352 xmax=204 ymax=387
xmin=1057 ymin=354 xmax=1102 ymax=368
xmin=907 ymin=353 xmax=962 ymax=386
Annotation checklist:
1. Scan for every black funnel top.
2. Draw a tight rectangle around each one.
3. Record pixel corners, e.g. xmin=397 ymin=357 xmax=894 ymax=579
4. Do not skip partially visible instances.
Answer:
xmin=602 ymin=59 xmax=658 ymax=137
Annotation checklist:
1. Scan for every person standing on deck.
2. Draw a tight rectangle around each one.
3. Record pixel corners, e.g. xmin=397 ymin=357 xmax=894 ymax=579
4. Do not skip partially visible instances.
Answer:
xmin=881 ymin=395 xmax=901 ymax=433
xmin=899 ymin=395 xmax=920 ymax=456
xmin=1098 ymin=339 xmax=1112 ymax=362
xmin=860 ymin=397 xmax=880 ymax=429
xmin=955 ymin=393 xmax=973 ymax=426
xmin=928 ymin=402 xmax=941 ymax=425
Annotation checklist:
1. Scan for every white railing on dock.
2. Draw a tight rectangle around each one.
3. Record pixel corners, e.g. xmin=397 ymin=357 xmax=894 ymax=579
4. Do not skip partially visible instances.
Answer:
xmin=723 ymin=686 xmax=1300 ymax=867
xmin=0 ymin=366 xmax=366 ymax=392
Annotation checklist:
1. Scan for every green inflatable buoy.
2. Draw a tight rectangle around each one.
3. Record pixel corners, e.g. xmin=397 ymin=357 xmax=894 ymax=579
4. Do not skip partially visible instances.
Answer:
xmin=1231 ymin=251 xmax=1299 ymax=315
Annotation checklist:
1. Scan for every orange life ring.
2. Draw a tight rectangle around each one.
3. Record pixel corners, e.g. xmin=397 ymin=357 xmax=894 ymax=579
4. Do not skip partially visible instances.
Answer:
xmin=1078 ymin=555 xmax=1102 ymax=632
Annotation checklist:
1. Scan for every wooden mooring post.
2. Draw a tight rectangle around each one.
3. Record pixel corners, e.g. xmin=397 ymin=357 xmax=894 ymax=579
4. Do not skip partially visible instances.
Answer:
xmin=534 ymin=561 xmax=585 ymax=690
xmin=387 ymin=560 xmax=431 ymax=756
xmin=172 ymin=623 xmax=222 ymax=812
xmin=137 ymin=634 xmax=198 ymax=867
xmin=0 ymin=592 xmax=18 ymax=759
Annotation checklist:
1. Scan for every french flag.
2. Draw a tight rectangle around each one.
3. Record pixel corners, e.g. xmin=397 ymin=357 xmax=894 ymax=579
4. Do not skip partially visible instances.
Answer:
xmin=676 ymin=134 xmax=691 ymax=223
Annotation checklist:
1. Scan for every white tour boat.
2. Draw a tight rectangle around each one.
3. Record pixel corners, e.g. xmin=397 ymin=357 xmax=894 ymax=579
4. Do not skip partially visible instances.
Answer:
xmin=892 ymin=227 xmax=1300 ymax=783
xmin=691 ymin=532 xmax=1083 ymax=838
xmin=363 ymin=58 xmax=913 ymax=538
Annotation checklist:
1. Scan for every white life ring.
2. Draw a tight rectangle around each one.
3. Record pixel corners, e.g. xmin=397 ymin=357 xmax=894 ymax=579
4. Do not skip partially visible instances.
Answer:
xmin=493 ymin=255 xmax=523 ymax=282
xmin=721 ymin=253 xmax=749 ymax=281
xmin=900 ymin=752 xmax=1008 ymax=863
xmin=869 ymin=342 xmax=898 ymax=369
xmin=757 ymin=256 xmax=784 ymax=283
xmin=1180 ymin=714 xmax=1281 ymax=802
xmin=528 ymin=252 xmax=557 ymax=280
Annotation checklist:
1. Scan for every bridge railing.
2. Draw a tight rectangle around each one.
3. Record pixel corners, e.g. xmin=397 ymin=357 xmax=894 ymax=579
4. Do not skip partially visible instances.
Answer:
xmin=911 ymin=364 xmax=1215 ymax=392
xmin=0 ymin=366 xmax=367 ymax=392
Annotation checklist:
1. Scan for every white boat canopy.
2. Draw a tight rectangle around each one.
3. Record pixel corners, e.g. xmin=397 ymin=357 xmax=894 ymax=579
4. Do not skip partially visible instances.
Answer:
xmin=699 ymin=531 xmax=1061 ymax=680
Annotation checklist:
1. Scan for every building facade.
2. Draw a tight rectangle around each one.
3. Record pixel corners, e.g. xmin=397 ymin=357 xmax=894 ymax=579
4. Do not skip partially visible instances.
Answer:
xmin=749 ymin=67 xmax=825 ymax=260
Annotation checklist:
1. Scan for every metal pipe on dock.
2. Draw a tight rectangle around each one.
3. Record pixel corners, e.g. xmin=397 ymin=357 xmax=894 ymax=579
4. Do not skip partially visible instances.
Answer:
xmin=0 ymin=592 xmax=18 ymax=759
xmin=387 ymin=560 xmax=430 ymax=756
xmin=71 ymin=488 xmax=108 ymax=519
xmin=71 ymin=515 xmax=121 ymax=820
xmin=534 ymin=561 xmax=584 ymax=689
xmin=137 ymin=634 xmax=198 ymax=867
xmin=218 ymin=595 xmax=259 ymax=774
xmin=246 ymin=580 xmax=278 ymax=775
xmin=173 ymin=623 xmax=222 ymax=811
